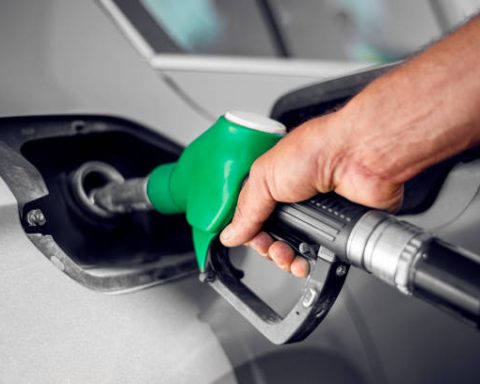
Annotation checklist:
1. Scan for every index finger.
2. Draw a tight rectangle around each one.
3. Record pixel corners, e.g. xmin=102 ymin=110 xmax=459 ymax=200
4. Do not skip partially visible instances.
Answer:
xmin=220 ymin=176 xmax=277 ymax=247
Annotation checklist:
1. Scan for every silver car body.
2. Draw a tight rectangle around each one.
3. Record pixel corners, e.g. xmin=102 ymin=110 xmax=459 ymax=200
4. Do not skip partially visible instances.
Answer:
xmin=1 ymin=1 xmax=479 ymax=383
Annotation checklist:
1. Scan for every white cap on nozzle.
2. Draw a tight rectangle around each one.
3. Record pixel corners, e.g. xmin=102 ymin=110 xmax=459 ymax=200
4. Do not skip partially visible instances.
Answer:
xmin=225 ymin=111 xmax=286 ymax=135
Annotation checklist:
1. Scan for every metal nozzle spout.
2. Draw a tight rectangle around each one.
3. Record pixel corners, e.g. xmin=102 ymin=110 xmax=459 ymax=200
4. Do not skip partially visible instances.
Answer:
xmin=69 ymin=161 xmax=152 ymax=220
xmin=91 ymin=177 xmax=152 ymax=215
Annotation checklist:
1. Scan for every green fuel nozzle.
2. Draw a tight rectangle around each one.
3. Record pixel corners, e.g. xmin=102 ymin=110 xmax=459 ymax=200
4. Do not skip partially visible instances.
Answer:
xmin=146 ymin=111 xmax=286 ymax=271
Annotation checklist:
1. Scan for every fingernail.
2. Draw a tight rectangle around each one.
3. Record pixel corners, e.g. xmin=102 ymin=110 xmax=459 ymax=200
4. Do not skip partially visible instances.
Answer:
xmin=220 ymin=225 xmax=234 ymax=242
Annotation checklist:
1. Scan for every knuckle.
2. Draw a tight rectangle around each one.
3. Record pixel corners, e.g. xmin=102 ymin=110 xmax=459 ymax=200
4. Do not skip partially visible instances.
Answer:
xmin=232 ymin=203 xmax=246 ymax=223
xmin=249 ymin=158 xmax=264 ymax=179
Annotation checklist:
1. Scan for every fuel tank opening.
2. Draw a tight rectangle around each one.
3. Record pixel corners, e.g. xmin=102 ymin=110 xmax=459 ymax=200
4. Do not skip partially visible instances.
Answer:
xmin=69 ymin=161 xmax=125 ymax=220
xmin=68 ymin=161 xmax=153 ymax=221
xmin=0 ymin=115 xmax=197 ymax=292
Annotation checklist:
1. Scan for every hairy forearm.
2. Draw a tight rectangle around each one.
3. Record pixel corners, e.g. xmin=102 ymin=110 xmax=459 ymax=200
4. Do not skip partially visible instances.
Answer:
xmin=338 ymin=15 xmax=480 ymax=185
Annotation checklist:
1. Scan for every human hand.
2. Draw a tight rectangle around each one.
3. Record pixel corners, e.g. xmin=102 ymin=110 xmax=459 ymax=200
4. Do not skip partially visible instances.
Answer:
xmin=220 ymin=15 xmax=480 ymax=278
xmin=220 ymin=110 xmax=404 ymax=277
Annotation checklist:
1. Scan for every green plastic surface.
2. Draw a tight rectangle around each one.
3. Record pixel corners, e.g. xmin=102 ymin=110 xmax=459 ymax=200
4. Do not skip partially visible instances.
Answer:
xmin=147 ymin=115 xmax=283 ymax=271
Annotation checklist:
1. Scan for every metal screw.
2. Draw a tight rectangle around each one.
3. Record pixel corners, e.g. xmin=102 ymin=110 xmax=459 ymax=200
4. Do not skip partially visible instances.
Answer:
xmin=26 ymin=209 xmax=46 ymax=227
xmin=336 ymin=265 xmax=347 ymax=277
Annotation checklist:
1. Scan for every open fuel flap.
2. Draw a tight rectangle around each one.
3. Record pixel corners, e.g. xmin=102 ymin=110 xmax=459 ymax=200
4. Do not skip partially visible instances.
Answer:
xmin=0 ymin=115 xmax=195 ymax=293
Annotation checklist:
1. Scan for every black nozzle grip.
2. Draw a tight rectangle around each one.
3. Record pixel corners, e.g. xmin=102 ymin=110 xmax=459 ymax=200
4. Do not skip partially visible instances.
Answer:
xmin=266 ymin=193 xmax=369 ymax=259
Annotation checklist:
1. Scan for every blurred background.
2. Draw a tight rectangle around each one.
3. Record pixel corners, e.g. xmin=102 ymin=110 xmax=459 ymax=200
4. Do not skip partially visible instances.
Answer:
xmin=130 ymin=0 xmax=479 ymax=62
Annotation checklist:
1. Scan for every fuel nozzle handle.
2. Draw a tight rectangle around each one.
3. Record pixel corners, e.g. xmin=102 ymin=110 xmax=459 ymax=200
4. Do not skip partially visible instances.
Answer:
xmin=268 ymin=194 xmax=480 ymax=327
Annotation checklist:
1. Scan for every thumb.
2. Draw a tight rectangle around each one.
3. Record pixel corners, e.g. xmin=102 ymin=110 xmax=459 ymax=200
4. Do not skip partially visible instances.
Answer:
xmin=220 ymin=176 xmax=276 ymax=247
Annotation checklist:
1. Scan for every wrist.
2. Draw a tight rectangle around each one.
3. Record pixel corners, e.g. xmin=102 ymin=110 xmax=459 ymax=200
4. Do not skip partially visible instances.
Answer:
xmin=334 ymin=97 xmax=418 ymax=185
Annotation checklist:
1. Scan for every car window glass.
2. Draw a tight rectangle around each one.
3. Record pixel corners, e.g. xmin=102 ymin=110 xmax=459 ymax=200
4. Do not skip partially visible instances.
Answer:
xmin=110 ymin=0 xmax=479 ymax=63
xmin=271 ymin=0 xmax=451 ymax=62
xmin=141 ymin=0 xmax=277 ymax=57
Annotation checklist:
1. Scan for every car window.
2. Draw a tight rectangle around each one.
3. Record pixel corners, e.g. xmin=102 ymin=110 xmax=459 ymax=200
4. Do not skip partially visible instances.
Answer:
xmin=112 ymin=0 xmax=277 ymax=57
xmin=108 ymin=0 xmax=479 ymax=63
xmin=270 ymin=0 xmax=443 ymax=62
